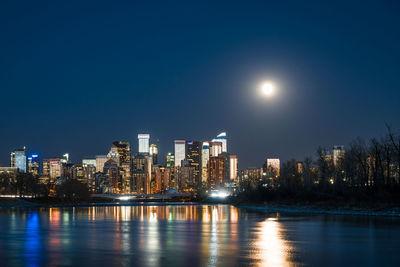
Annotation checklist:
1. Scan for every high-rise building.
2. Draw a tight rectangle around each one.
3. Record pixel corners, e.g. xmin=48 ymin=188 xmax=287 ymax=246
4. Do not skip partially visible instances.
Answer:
xmin=229 ymin=155 xmax=238 ymax=181
xmin=138 ymin=134 xmax=150 ymax=154
xmin=174 ymin=140 xmax=186 ymax=167
xmin=43 ymin=158 xmax=62 ymax=181
xmin=209 ymin=142 xmax=222 ymax=157
xmin=150 ymin=144 xmax=158 ymax=165
xmin=132 ymin=153 xmax=152 ymax=194
xmin=186 ymin=141 xmax=201 ymax=187
xmin=153 ymin=166 xmax=171 ymax=193
xmin=95 ymin=155 xmax=108 ymax=173
xmin=28 ymin=154 xmax=40 ymax=176
xmin=263 ymin=158 xmax=280 ymax=177
xmin=165 ymin=153 xmax=175 ymax=189
xmin=71 ymin=164 xmax=85 ymax=183
xmin=175 ymin=163 xmax=195 ymax=192
xmin=201 ymin=142 xmax=210 ymax=183
xmin=212 ymin=132 xmax=227 ymax=153
xmin=103 ymin=159 xmax=120 ymax=193
xmin=109 ymin=141 xmax=131 ymax=192
xmin=10 ymin=147 xmax=27 ymax=173
xmin=207 ymin=156 xmax=225 ymax=187
xmin=82 ymin=159 xmax=96 ymax=191
xmin=60 ymin=153 xmax=69 ymax=164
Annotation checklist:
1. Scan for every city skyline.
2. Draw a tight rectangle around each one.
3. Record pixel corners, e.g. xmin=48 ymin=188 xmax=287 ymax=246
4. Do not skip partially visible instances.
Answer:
xmin=1 ymin=1 xmax=399 ymax=169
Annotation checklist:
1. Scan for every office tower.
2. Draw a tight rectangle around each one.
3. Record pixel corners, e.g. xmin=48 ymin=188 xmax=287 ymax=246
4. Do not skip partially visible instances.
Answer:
xmin=238 ymin=167 xmax=263 ymax=183
xmin=186 ymin=141 xmax=201 ymax=187
xmin=82 ymin=159 xmax=96 ymax=190
xmin=201 ymin=142 xmax=210 ymax=183
xmin=72 ymin=164 xmax=85 ymax=183
xmin=138 ymin=134 xmax=150 ymax=154
xmin=43 ymin=158 xmax=62 ymax=181
xmin=332 ymin=145 xmax=345 ymax=166
xmin=28 ymin=154 xmax=40 ymax=176
xmin=149 ymin=144 xmax=158 ymax=165
xmin=174 ymin=140 xmax=186 ymax=167
xmin=175 ymin=162 xmax=195 ymax=192
xmin=95 ymin=155 xmax=108 ymax=173
xmin=103 ymin=159 xmax=120 ymax=193
xmin=212 ymin=132 xmax=227 ymax=153
xmin=132 ymin=153 xmax=152 ymax=194
xmin=82 ymin=159 xmax=96 ymax=166
xmin=10 ymin=147 xmax=27 ymax=173
xmin=165 ymin=153 xmax=175 ymax=189
xmin=153 ymin=166 xmax=171 ymax=193
xmin=263 ymin=158 xmax=280 ymax=177
xmin=61 ymin=153 xmax=69 ymax=164
xmin=109 ymin=141 xmax=131 ymax=192
xmin=229 ymin=155 xmax=238 ymax=181
xmin=207 ymin=156 xmax=225 ymax=187
xmin=209 ymin=142 xmax=222 ymax=157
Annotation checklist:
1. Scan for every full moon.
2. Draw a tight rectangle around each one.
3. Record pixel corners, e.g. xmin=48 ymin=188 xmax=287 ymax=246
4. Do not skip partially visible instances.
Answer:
xmin=261 ymin=82 xmax=275 ymax=97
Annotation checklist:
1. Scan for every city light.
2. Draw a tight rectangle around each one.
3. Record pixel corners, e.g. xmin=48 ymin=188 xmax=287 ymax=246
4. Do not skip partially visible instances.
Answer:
xmin=210 ymin=191 xmax=230 ymax=199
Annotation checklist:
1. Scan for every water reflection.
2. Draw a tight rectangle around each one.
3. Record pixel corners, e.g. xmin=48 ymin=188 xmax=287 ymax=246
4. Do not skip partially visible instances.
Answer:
xmin=1 ymin=205 xmax=400 ymax=266
xmin=254 ymin=217 xmax=292 ymax=266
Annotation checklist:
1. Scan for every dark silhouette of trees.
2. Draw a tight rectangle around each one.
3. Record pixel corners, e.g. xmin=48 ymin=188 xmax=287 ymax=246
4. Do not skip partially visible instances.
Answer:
xmin=55 ymin=179 xmax=89 ymax=201
xmin=236 ymin=128 xmax=400 ymax=204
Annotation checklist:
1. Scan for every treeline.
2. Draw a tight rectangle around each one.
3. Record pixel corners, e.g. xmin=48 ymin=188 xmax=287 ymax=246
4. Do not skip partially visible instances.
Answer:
xmin=0 ymin=173 xmax=90 ymax=201
xmin=236 ymin=127 xmax=400 ymax=204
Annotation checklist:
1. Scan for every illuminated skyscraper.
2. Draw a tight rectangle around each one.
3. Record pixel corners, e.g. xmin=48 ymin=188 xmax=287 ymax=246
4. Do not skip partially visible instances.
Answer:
xmin=28 ymin=154 xmax=40 ymax=175
xmin=43 ymin=158 xmax=62 ymax=181
xmin=103 ymin=159 xmax=120 ymax=193
xmin=201 ymin=142 xmax=210 ymax=182
xmin=153 ymin=166 xmax=171 ymax=193
xmin=82 ymin=159 xmax=96 ymax=191
xmin=165 ymin=153 xmax=175 ymax=189
xmin=138 ymin=134 xmax=150 ymax=154
xmin=207 ymin=156 xmax=225 ymax=187
xmin=150 ymin=144 xmax=158 ymax=165
xmin=95 ymin=155 xmax=108 ymax=172
xmin=229 ymin=155 xmax=238 ymax=181
xmin=186 ymin=141 xmax=201 ymax=187
xmin=263 ymin=158 xmax=280 ymax=177
xmin=212 ymin=132 xmax=227 ymax=153
xmin=10 ymin=147 xmax=27 ymax=173
xmin=220 ymin=153 xmax=238 ymax=182
xmin=109 ymin=141 xmax=131 ymax=192
xmin=132 ymin=153 xmax=152 ymax=194
xmin=174 ymin=140 xmax=186 ymax=167
xmin=210 ymin=142 xmax=222 ymax=157
xmin=60 ymin=153 xmax=69 ymax=164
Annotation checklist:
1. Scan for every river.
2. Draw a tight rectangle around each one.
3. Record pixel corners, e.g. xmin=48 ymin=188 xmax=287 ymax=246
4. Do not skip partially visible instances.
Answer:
xmin=0 ymin=204 xmax=399 ymax=266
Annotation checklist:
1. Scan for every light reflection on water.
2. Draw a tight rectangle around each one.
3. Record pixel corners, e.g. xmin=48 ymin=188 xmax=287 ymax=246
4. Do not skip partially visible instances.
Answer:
xmin=0 ymin=204 xmax=400 ymax=266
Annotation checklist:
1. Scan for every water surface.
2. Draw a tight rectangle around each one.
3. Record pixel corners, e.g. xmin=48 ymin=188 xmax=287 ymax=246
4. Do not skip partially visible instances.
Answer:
xmin=0 ymin=204 xmax=399 ymax=266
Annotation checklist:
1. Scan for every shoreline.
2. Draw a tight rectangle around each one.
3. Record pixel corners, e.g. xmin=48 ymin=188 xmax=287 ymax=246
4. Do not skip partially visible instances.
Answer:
xmin=1 ymin=198 xmax=400 ymax=217
xmin=234 ymin=203 xmax=400 ymax=217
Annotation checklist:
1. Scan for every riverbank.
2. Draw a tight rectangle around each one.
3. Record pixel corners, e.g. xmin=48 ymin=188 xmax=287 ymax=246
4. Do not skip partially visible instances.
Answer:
xmin=0 ymin=197 xmax=199 ymax=209
xmin=234 ymin=200 xmax=400 ymax=217
xmin=2 ymin=197 xmax=400 ymax=217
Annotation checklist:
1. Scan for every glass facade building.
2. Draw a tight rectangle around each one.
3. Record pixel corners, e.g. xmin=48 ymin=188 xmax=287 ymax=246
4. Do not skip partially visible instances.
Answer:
xmin=10 ymin=147 xmax=27 ymax=173
xmin=138 ymin=134 xmax=150 ymax=154
xmin=174 ymin=140 xmax=186 ymax=167
xmin=212 ymin=132 xmax=227 ymax=153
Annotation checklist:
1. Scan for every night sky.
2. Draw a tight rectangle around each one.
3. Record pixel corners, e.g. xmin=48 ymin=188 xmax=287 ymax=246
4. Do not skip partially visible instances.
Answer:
xmin=1 ymin=0 xmax=399 ymax=168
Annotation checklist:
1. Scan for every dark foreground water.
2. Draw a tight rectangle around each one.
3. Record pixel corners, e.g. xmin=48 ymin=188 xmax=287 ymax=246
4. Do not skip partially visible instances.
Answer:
xmin=0 ymin=204 xmax=400 ymax=266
